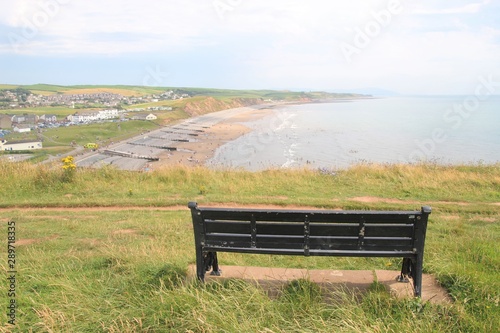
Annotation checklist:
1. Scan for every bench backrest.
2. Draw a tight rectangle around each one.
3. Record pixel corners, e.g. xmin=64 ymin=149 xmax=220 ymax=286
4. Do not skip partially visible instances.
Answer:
xmin=189 ymin=203 xmax=431 ymax=259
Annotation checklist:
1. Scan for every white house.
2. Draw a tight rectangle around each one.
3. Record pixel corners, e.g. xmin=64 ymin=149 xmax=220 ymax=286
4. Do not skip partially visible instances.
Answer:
xmin=40 ymin=114 xmax=57 ymax=123
xmin=98 ymin=109 xmax=120 ymax=119
xmin=131 ymin=113 xmax=157 ymax=121
xmin=67 ymin=109 xmax=122 ymax=123
xmin=0 ymin=139 xmax=42 ymax=151
xmin=67 ymin=112 xmax=99 ymax=123
xmin=13 ymin=124 xmax=32 ymax=133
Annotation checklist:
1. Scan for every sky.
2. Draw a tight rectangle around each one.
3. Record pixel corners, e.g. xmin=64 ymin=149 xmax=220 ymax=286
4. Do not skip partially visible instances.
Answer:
xmin=0 ymin=0 xmax=499 ymax=95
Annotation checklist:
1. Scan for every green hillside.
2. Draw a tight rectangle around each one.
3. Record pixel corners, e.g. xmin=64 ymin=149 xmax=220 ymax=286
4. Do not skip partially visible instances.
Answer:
xmin=2 ymin=83 xmax=365 ymax=100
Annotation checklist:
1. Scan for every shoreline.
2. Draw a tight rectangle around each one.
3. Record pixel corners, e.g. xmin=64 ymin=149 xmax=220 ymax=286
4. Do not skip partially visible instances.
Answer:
xmin=151 ymin=106 xmax=276 ymax=169
xmin=149 ymin=98 xmax=366 ymax=170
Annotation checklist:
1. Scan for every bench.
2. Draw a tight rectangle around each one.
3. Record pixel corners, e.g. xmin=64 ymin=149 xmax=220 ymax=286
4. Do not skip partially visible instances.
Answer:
xmin=188 ymin=202 xmax=431 ymax=297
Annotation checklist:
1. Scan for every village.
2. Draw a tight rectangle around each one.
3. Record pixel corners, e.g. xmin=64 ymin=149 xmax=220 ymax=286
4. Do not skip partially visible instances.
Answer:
xmin=0 ymin=88 xmax=190 ymax=109
xmin=0 ymin=88 xmax=190 ymax=151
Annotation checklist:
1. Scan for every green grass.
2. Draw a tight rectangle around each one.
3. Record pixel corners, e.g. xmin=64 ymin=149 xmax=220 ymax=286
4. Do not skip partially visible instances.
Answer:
xmin=1 ymin=106 xmax=79 ymax=117
xmin=0 ymin=163 xmax=498 ymax=332
xmin=38 ymin=121 xmax=160 ymax=147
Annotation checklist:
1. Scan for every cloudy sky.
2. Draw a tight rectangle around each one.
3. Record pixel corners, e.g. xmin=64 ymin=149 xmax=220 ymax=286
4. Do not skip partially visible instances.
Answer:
xmin=1 ymin=0 xmax=499 ymax=94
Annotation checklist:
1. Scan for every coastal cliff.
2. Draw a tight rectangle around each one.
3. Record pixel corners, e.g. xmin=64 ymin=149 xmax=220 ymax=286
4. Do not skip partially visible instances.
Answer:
xmin=183 ymin=97 xmax=265 ymax=116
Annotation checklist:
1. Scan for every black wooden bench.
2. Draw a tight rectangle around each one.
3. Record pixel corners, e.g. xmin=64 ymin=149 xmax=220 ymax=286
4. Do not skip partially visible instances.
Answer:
xmin=188 ymin=202 xmax=431 ymax=297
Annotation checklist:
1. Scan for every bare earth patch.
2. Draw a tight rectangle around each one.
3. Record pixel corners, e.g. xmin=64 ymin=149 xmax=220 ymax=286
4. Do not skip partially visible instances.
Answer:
xmin=198 ymin=202 xmax=328 ymax=210
xmin=15 ymin=239 xmax=39 ymax=246
xmin=470 ymin=217 xmax=498 ymax=223
xmin=0 ymin=206 xmax=188 ymax=213
xmin=349 ymin=196 xmax=415 ymax=204
xmin=441 ymin=215 xmax=460 ymax=220
xmin=16 ymin=234 xmax=59 ymax=246
xmin=188 ymin=265 xmax=452 ymax=304
xmin=112 ymin=229 xmax=138 ymax=235
xmin=349 ymin=197 xmax=473 ymax=206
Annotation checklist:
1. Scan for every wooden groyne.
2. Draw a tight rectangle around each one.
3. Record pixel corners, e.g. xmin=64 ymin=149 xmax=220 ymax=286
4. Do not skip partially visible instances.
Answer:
xmin=128 ymin=142 xmax=177 ymax=151
xmin=102 ymin=149 xmax=159 ymax=161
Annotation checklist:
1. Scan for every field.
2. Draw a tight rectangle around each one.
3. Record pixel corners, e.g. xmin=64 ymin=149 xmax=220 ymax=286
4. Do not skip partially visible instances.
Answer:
xmin=7 ymin=84 xmax=164 ymax=97
xmin=39 ymin=120 xmax=161 ymax=147
xmin=0 ymin=162 xmax=498 ymax=332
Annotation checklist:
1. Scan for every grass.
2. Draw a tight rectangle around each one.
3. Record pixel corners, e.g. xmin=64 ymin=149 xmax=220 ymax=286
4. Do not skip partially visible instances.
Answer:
xmin=38 ymin=121 xmax=161 ymax=147
xmin=0 ymin=162 xmax=498 ymax=332
xmin=1 ymin=106 xmax=75 ymax=117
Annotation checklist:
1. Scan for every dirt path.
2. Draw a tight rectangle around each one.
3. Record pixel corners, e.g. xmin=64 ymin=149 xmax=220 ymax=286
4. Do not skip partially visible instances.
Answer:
xmin=1 ymin=198 xmax=499 ymax=213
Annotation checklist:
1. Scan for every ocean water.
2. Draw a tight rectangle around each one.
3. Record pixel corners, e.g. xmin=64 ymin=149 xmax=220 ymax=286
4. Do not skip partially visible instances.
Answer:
xmin=207 ymin=96 xmax=500 ymax=170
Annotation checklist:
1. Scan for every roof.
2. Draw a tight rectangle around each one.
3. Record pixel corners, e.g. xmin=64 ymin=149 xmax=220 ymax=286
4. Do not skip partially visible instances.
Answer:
xmin=3 ymin=139 xmax=42 ymax=145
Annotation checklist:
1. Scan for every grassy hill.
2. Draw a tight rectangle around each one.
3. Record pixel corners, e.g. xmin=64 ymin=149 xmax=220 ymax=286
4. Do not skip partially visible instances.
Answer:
xmin=0 ymin=162 xmax=498 ymax=332
xmin=2 ymin=83 xmax=365 ymax=100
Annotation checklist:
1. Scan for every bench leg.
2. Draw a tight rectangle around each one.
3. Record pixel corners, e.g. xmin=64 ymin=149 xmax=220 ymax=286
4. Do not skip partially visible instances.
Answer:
xmin=397 ymin=258 xmax=422 ymax=297
xmin=397 ymin=257 xmax=412 ymax=283
xmin=413 ymin=256 xmax=424 ymax=298
xmin=209 ymin=252 xmax=221 ymax=276
xmin=195 ymin=246 xmax=206 ymax=282
xmin=204 ymin=251 xmax=221 ymax=277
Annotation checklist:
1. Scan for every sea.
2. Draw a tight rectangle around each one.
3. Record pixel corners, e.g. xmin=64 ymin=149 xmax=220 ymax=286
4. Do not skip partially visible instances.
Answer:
xmin=206 ymin=96 xmax=500 ymax=171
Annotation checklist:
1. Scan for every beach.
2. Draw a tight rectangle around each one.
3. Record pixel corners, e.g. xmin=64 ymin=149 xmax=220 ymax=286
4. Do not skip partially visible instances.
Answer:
xmin=155 ymin=107 xmax=275 ymax=168
xmin=76 ymin=105 xmax=277 ymax=171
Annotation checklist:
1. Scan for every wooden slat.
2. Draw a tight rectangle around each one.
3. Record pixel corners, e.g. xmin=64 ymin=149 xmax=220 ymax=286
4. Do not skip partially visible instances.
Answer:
xmin=200 ymin=209 xmax=421 ymax=224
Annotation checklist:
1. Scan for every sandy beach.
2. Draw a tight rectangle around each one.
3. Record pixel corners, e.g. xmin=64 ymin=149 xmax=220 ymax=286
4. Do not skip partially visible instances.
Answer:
xmin=150 ymin=106 xmax=275 ymax=169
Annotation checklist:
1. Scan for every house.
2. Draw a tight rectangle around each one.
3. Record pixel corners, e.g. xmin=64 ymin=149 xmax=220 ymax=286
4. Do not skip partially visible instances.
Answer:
xmin=131 ymin=113 xmax=157 ymax=121
xmin=40 ymin=114 xmax=57 ymax=123
xmin=12 ymin=114 xmax=38 ymax=124
xmin=67 ymin=111 xmax=99 ymax=123
xmin=97 ymin=109 xmax=120 ymax=119
xmin=0 ymin=115 xmax=12 ymax=129
xmin=13 ymin=124 xmax=32 ymax=133
xmin=0 ymin=139 xmax=42 ymax=151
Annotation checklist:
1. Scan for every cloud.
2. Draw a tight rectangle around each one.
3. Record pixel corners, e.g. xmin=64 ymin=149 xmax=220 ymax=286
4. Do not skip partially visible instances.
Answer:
xmin=410 ymin=0 xmax=491 ymax=15
xmin=0 ymin=0 xmax=407 ymax=55
xmin=0 ymin=0 xmax=219 ymax=55
xmin=1 ymin=1 xmax=499 ymax=93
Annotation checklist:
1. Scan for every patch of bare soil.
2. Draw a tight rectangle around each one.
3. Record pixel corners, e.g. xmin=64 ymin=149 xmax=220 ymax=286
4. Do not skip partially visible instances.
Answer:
xmin=0 ymin=206 xmax=188 ymax=212
xmin=188 ymin=265 xmax=452 ymax=304
xmin=16 ymin=234 xmax=59 ymax=246
xmin=470 ymin=217 xmax=498 ymax=223
xmin=111 ymin=229 xmax=138 ymax=235
xmin=349 ymin=196 xmax=415 ymax=204
xmin=441 ymin=215 xmax=460 ymax=220
xmin=196 ymin=203 xmax=335 ymax=210
xmin=15 ymin=239 xmax=39 ymax=246
xmin=349 ymin=196 xmax=473 ymax=206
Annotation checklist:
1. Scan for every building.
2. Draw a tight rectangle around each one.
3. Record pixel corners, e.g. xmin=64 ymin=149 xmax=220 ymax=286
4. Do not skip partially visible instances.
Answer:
xmin=67 ymin=109 xmax=122 ymax=123
xmin=12 ymin=114 xmax=38 ymax=124
xmin=0 ymin=139 xmax=42 ymax=151
xmin=13 ymin=124 xmax=32 ymax=133
xmin=40 ymin=114 xmax=57 ymax=123
xmin=67 ymin=111 xmax=99 ymax=123
xmin=98 ymin=109 xmax=120 ymax=119
xmin=131 ymin=113 xmax=157 ymax=121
